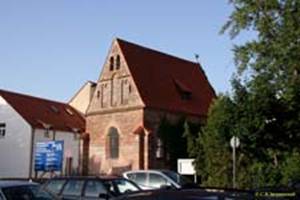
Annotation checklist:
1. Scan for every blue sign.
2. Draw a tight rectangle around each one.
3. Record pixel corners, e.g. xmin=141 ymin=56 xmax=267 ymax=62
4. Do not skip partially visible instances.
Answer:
xmin=34 ymin=141 xmax=64 ymax=171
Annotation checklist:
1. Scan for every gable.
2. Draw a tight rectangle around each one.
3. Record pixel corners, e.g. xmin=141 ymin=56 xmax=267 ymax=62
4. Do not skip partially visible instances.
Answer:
xmin=87 ymin=39 xmax=144 ymax=115
xmin=69 ymin=81 xmax=97 ymax=115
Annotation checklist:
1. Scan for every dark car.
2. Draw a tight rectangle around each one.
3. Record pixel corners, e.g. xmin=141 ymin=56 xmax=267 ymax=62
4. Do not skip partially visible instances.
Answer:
xmin=113 ymin=188 xmax=254 ymax=200
xmin=43 ymin=176 xmax=141 ymax=200
xmin=123 ymin=170 xmax=196 ymax=190
xmin=0 ymin=180 xmax=58 ymax=200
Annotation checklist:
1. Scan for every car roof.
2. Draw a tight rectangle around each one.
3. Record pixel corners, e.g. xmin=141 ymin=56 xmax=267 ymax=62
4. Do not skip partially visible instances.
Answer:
xmin=123 ymin=169 xmax=171 ymax=174
xmin=0 ymin=180 xmax=38 ymax=188
xmin=48 ymin=175 xmax=123 ymax=181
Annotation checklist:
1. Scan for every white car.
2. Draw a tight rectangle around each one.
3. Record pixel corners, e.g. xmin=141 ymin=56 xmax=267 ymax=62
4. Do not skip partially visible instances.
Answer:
xmin=123 ymin=170 xmax=195 ymax=190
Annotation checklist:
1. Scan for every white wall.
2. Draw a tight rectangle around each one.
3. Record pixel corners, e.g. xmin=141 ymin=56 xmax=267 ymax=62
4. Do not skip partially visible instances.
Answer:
xmin=32 ymin=129 xmax=81 ymax=177
xmin=0 ymin=96 xmax=32 ymax=178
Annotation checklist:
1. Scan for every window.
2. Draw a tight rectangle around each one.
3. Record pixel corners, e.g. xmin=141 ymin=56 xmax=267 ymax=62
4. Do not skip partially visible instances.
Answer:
xmin=111 ymin=74 xmax=118 ymax=107
xmin=97 ymin=90 xmax=100 ymax=99
xmin=156 ymin=138 xmax=164 ymax=159
xmin=45 ymin=179 xmax=66 ymax=194
xmin=2 ymin=185 xmax=54 ymax=200
xmin=181 ymin=91 xmax=192 ymax=100
xmin=149 ymin=173 xmax=168 ymax=188
xmin=127 ymin=173 xmax=147 ymax=187
xmin=116 ymin=55 xmax=121 ymax=70
xmin=121 ymin=79 xmax=130 ymax=105
xmin=50 ymin=105 xmax=60 ymax=114
xmin=62 ymin=180 xmax=84 ymax=196
xmin=84 ymin=180 xmax=107 ymax=197
xmin=0 ymin=123 xmax=6 ymax=138
xmin=174 ymin=79 xmax=192 ymax=100
xmin=65 ymin=108 xmax=74 ymax=116
xmin=101 ymin=83 xmax=108 ymax=108
xmin=129 ymin=84 xmax=132 ymax=93
xmin=65 ymin=157 xmax=73 ymax=176
xmin=110 ymin=56 xmax=114 ymax=71
xmin=107 ymin=127 xmax=119 ymax=159
xmin=111 ymin=179 xmax=140 ymax=194
xmin=44 ymin=129 xmax=50 ymax=138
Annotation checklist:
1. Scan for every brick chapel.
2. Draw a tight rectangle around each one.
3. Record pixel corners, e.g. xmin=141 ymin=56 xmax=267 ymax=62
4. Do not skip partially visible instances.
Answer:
xmin=70 ymin=38 xmax=216 ymax=175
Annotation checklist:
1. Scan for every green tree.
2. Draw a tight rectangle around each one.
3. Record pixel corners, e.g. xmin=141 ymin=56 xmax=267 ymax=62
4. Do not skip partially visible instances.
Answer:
xmin=157 ymin=117 xmax=188 ymax=170
xmin=193 ymin=0 xmax=300 ymax=187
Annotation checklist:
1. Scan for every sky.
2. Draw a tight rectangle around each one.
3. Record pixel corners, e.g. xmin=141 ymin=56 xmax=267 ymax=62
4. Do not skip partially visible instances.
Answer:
xmin=0 ymin=1 xmax=252 ymax=102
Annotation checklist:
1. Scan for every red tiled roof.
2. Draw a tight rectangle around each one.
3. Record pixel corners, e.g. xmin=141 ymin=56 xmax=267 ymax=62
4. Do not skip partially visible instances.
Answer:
xmin=0 ymin=89 xmax=85 ymax=133
xmin=117 ymin=39 xmax=216 ymax=117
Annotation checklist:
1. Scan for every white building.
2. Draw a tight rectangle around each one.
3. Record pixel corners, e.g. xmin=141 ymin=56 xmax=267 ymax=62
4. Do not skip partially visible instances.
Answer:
xmin=0 ymin=89 xmax=86 ymax=179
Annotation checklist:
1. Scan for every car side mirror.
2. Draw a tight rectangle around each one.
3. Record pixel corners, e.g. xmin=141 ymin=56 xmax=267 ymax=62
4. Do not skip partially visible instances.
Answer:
xmin=99 ymin=193 xmax=110 ymax=200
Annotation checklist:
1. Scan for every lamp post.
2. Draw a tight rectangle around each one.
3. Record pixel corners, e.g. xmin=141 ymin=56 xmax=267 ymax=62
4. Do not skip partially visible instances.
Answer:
xmin=230 ymin=136 xmax=240 ymax=188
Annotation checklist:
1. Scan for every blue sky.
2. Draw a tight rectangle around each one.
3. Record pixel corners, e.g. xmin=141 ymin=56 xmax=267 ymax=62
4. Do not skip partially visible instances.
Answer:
xmin=0 ymin=1 xmax=252 ymax=102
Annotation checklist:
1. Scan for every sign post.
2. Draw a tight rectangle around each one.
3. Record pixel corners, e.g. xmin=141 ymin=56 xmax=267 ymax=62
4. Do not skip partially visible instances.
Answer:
xmin=177 ymin=159 xmax=197 ymax=183
xmin=230 ymin=136 xmax=240 ymax=188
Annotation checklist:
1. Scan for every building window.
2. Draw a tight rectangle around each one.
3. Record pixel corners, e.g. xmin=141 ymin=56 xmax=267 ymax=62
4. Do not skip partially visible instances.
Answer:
xmin=0 ymin=123 xmax=6 ymax=138
xmin=97 ymin=90 xmax=100 ymax=99
xmin=44 ymin=129 xmax=50 ymax=138
xmin=156 ymin=138 xmax=164 ymax=159
xmin=121 ymin=79 xmax=130 ymax=105
xmin=116 ymin=55 xmax=121 ymax=70
xmin=181 ymin=91 xmax=192 ymax=100
xmin=174 ymin=79 xmax=192 ymax=101
xmin=101 ymin=83 xmax=108 ymax=108
xmin=129 ymin=84 xmax=132 ymax=93
xmin=109 ymin=56 xmax=114 ymax=71
xmin=107 ymin=127 xmax=119 ymax=159
xmin=111 ymin=74 xmax=118 ymax=107
xmin=73 ymin=132 xmax=80 ymax=140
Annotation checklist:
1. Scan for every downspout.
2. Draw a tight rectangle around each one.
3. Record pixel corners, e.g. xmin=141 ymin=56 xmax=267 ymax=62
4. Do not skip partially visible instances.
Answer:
xmin=29 ymin=127 xmax=35 ymax=179
xmin=78 ymin=132 xmax=81 ymax=175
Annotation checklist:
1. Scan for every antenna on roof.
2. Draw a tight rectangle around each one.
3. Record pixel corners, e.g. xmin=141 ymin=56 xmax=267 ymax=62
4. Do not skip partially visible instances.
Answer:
xmin=194 ymin=53 xmax=209 ymax=82
xmin=194 ymin=53 xmax=200 ymax=65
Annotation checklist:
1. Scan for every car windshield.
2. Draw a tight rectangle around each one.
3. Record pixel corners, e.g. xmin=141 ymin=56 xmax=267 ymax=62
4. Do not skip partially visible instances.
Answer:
xmin=104 ymin=178 xmax=140 ymax=196
xmin=161 ymin=170 xmax=191 ymax=186
xmin=2 ymin=184 xmax=57 ymax=200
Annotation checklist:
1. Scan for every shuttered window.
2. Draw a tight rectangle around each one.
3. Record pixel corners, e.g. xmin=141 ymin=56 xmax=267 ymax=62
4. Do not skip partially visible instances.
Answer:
xmin=0 ymin=123 xmax=6 ymax=138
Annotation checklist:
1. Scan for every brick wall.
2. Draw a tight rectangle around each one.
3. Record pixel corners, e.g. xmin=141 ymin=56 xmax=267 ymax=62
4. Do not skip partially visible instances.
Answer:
xmin=87 ymin=109 xmax=144 ymax=174
xmin=86 ymin=39 xmax=145 ymax=174
xmin=85 ymin=39 xmax=205 ymax=174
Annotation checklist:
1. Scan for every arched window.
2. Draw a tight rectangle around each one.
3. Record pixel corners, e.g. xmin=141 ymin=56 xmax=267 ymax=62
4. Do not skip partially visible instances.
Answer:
xmin=116 ymin=55 xmax=121 ymax=70
xmin=107 ymin=127 xmax=119 ymax=159
xmin=109 ymin=56 xmax=114 ymax=71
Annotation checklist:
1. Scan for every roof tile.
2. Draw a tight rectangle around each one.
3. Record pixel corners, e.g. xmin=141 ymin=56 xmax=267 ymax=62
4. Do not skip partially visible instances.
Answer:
xmin=0 ymin=89 xmax=85 ymax=133
xmin=117 ymin=38 xmax=216 ymax=117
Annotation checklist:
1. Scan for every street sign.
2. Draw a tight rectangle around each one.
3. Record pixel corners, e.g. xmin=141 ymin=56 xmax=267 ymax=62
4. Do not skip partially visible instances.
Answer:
xmin=230 ymin=136 xmax=240 ymax=148
xmin=34 ymin=141 xmax=64 ymax=171
xmin=178 ymin=159 xmax=195 ymax=175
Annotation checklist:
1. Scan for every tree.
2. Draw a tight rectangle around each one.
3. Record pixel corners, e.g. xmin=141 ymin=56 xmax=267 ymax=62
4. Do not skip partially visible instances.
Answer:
xmin=157 ymin=117 xmax=188 ymax=170
xmin=193 ymin=0 xmax=300 ymax=187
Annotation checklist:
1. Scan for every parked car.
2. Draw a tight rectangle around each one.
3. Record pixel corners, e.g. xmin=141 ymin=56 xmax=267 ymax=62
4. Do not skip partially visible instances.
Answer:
xmin=0 ymin=180 xmax=58 ymax=200
xmin=42 ymin=176 xmax=141 ymax=200
xmin=123 ymin=170 xmax=197 ymax=190
xmin=113 ymin=188 xmax=254 ymax=200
